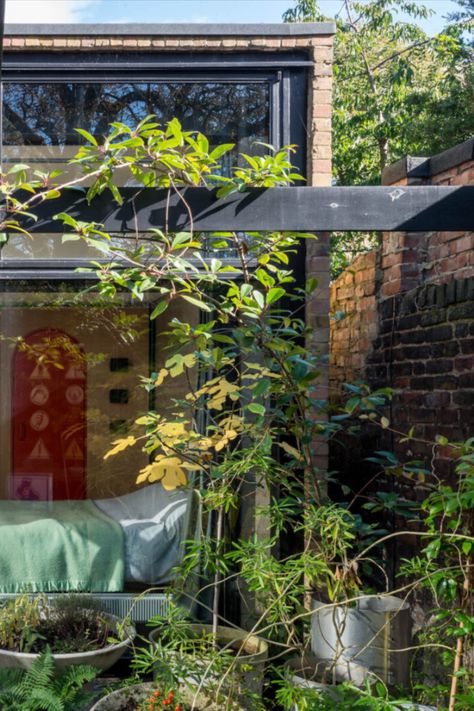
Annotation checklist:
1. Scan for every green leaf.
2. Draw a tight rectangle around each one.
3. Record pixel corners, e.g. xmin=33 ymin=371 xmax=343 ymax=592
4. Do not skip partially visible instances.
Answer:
xmin=247 ymin=403 xmax=266 ymax=416
xmin=7 ymin=163 xmax=30 ymax=174
xmin=150 ymin=301 xmax=168 ymax=319
xmin=266 ymin=287 xmax=286 ymax=305
xmin=181 ymin=294 xmax=212 ymax=312
xmin=209 ymin=143 xmax=235 ymax=161
xmin=44 ymin=189 xmax=61 ymax=200
xmin=253 ymin=290 xmax=265 ymax=309
xmin=74 ymin=128 xmax=98 ymax=145
xmin=54 ymin=212 xmax=78 ymax=229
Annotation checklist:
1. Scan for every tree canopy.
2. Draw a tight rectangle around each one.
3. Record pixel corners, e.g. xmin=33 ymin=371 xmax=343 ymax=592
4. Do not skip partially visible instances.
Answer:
xmin=284 ymin=1 xmax=473 ymax=274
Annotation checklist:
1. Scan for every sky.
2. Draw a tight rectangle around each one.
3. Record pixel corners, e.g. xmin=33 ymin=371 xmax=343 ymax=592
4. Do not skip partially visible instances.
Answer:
xmin=5 ymin=1 xmax=460 ymax=36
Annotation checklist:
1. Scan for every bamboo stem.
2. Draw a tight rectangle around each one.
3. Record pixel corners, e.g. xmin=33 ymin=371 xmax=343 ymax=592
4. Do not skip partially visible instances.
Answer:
xmin=448 ymin=567 xmax=470 ymax=711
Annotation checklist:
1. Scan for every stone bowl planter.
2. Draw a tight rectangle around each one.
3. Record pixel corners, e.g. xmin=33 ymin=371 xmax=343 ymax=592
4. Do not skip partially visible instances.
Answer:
xmin=0 ymin=614 xmax=135 ymax=673
xmin=149 ymin=623 xmax=268 ymax=707
xmin=90 ymin=682 xmax=247 ymax=711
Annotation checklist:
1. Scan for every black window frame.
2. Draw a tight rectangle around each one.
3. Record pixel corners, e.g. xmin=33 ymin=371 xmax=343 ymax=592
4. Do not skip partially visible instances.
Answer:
xmin=0 ymin=50 xmax=309 ymax=278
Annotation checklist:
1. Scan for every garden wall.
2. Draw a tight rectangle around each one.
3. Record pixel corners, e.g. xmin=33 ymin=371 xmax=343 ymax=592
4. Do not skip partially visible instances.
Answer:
xmin=330 ymin=138 xmax=474 ymax=475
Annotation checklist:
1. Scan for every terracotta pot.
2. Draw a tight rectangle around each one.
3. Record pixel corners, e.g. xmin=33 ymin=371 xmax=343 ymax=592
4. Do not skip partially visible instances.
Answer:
xmin=0 ymin=613 xmax=135 ymax=672
xmin=90 ymin=682 xmax=247 ymax=711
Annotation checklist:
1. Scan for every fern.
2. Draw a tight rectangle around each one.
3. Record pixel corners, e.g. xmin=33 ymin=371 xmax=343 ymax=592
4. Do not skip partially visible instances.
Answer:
xmin=0 ymin=648 xmax=98 ymax=711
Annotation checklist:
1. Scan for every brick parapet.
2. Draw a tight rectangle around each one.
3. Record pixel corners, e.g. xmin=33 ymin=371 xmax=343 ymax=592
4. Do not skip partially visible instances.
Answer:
xmin=330 ymin=139 xmax=473 ymax=479
xmin=381 ymin=152 xmax=474 ymax=297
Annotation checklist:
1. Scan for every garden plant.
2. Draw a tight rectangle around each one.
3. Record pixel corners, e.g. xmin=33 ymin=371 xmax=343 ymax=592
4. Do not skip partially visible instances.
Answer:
xmin=0 ymin=117 xmax=472 ymax=709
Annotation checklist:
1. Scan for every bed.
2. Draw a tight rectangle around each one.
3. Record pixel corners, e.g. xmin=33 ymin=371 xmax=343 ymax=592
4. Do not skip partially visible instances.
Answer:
xmin=0 ymin=483 xmax=193 ymax=594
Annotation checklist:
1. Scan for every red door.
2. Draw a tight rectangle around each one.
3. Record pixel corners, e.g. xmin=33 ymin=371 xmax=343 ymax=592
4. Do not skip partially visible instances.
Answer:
xmin=11 ymin=329 xmax=86 ymax=500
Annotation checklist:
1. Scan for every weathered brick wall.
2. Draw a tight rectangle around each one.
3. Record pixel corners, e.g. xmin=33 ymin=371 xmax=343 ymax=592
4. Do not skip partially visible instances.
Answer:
xmin=330 ymin=139 xmax=474 ymax=474
xmin=329 ymin=250 xmax=379 ymax=396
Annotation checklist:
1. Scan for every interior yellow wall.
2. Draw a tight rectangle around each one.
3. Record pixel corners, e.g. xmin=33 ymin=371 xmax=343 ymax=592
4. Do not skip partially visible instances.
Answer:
xmin=0 ymin=297 xmax=199 ymax=500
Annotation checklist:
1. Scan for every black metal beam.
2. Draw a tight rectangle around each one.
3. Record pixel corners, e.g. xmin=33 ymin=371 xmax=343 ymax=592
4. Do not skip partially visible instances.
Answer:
xmin=9 ymin=185 xmax=474 ymax=234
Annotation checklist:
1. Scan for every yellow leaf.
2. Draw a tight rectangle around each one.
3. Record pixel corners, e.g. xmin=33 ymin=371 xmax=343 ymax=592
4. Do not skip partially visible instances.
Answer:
xmin=136 ymin=455 xmax=189 ymax=489
xmin=155 ymin=368 xmax=169 ymax=387
xmin=165 ymin=353 xmax=196 ymax=377
xmin=135 ymin=415 xmax=155 ymax=426
xmin=214 ymin=429 xmax=239 ymax=452
xmin=104 ymin=436 xmax=136 ymax=460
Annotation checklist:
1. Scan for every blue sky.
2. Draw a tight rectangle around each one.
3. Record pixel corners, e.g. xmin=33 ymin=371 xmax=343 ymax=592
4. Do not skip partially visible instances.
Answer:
xmin=6 ymin=1 xmax=459 ymax=36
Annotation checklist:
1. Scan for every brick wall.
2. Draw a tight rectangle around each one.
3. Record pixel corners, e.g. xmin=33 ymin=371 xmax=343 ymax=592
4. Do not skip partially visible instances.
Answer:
xmin=329 ymin=250 xmax=379 ymax=395
xmin=330 ymin=138 xmax=474 ymax=475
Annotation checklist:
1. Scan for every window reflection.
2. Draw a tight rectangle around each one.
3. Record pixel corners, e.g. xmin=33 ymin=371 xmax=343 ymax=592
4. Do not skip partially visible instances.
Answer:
xmin=2 ymin=81 xmax=269 ymax=261
xmin=3 ymin=81 xmax=269 ymax=165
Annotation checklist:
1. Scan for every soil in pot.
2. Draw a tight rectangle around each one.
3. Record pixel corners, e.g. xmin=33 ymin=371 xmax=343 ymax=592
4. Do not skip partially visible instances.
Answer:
xmin=0 ymin=594 xmax=135 ymax=672
xmin=0 ymin=594 xmax=120 ymax=654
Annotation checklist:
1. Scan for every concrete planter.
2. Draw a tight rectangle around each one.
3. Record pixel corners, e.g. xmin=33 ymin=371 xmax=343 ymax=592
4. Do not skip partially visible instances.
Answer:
xmin=149 ymin=623 xmax=268 ymax=707
xmin=311 ymin=595 xmax=411 ymax=687
xmin=90 ymin=682 xmax=247 ymax=711
xmin=0 ymin=614 xmax=135 ymax=673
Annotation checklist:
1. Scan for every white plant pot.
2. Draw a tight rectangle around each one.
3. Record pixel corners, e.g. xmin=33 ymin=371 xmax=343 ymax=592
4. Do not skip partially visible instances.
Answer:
xmin=311 ymin=595 xmax=411 ymax=687
xmin=0 ymin=614 xmax=135 ymax=673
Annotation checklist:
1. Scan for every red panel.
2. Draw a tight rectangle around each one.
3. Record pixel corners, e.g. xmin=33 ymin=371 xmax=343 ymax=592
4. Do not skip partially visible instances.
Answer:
xmin=11 ymin=329 xmax=87 ymax=500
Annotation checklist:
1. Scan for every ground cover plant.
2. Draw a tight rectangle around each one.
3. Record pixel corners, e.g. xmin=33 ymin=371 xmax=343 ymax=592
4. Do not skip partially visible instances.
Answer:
xmin=0 ymin=118 xmax=472 ymax=708
xmin=0 ymin=647 xmax=98 ymax=711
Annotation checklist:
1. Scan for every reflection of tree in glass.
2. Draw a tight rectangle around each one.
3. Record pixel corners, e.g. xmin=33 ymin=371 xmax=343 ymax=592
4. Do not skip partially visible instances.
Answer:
xmin=3 ymin=82 xmax=269 ymax=168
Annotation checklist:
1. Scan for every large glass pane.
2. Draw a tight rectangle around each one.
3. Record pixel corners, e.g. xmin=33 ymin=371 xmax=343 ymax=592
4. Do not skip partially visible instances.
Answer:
xmin=3 ymin=81 xmax=269 ymax=168
xmin=0 ymin=289 xmax=198 ymax=592
xmin=2 ymin=81 xmax=269 ymax=260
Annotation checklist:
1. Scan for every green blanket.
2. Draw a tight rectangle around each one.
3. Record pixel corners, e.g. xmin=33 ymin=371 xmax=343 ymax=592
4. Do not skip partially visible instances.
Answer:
xmin=0 ymin=499 xmax=124 ymax=593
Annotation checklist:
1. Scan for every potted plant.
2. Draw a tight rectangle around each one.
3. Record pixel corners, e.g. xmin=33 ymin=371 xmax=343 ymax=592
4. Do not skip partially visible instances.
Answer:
xmin=0 ymin=594 xmax=135 ymax=672
xmin=91 ymin=681 xmax=247 ymax=711
xmin=6 ymin=118 xmax=472 ymax=709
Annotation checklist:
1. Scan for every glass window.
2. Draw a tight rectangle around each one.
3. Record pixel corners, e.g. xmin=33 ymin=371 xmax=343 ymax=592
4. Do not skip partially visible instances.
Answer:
xmin=3 ymin=81 xmax=269 ymax=170
xmin=0 ymin=289 xmax=199 ymax=592
xmin=1 ymin=80 xmax=270 ymax=261
xmin=0 ymin=71 xmax=273 ymax=594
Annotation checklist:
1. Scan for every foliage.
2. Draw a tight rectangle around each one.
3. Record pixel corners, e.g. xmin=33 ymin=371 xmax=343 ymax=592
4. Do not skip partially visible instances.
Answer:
xmin=0 ymin=648 xmax=97 ymax=711
xmin=0 ymin=594 xmax=118 ymax=654
xmin=284 ymin=0 xmax=474 ymax=276
xmin=2 ymin=120 xmax=473 ymax=708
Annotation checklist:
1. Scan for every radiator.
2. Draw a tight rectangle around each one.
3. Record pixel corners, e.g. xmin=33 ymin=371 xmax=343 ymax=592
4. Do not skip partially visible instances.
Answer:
xmin=0 ymin=592 xmax=173 ymax=623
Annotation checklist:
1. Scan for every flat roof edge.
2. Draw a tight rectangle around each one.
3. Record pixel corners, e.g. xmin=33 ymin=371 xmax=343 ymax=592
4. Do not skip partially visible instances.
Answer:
xmin=5 ymin=22 xmax=336 ymax=37
xmin=382 ymin=138 xmax=474 ymax=184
